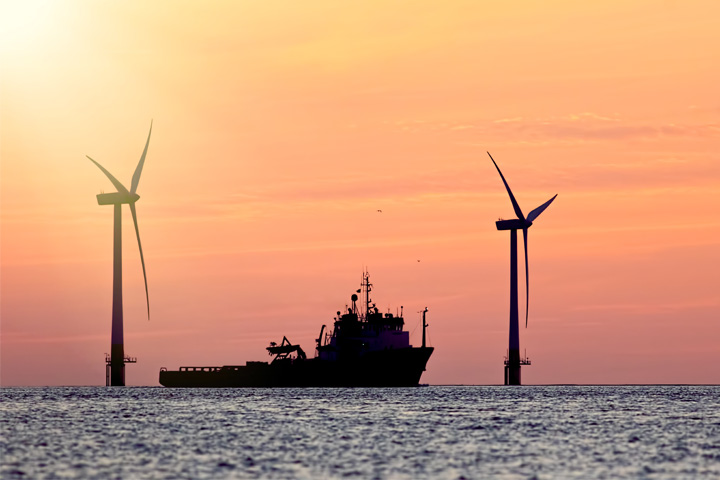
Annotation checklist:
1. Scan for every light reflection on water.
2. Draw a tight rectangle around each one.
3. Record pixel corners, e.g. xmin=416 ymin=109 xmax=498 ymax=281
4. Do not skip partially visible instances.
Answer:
xmin=1 ymin=386 xmax=719 ymax=479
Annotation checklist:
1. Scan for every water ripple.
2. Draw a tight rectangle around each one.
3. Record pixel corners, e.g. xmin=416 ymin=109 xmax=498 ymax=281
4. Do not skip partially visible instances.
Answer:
xmin=1 ymin=386 xmax=718 ymax=479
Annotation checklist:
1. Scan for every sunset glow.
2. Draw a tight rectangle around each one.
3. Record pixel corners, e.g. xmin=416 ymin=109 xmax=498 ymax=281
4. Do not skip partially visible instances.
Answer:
xmin=2 ymin=0 xmax=719 ymax=386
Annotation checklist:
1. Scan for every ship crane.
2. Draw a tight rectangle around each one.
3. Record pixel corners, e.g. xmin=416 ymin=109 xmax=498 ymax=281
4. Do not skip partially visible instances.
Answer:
xmin=316 ymin=325 xmax=326 ymax=350
xmin=267 ymin=336 xmax=306 ymax=363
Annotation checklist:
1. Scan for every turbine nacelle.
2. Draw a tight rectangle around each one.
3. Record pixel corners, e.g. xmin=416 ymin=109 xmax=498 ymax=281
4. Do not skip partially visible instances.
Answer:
xmin=496 ymin=218 xmax=530 ymax=231
xmin=96 ymin=192 xmax=140 ymax=205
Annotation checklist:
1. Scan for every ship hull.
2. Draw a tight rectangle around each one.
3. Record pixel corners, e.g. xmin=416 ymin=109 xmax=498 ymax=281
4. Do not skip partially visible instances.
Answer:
xmin=159 ymin=347 xmax=433 ymax=388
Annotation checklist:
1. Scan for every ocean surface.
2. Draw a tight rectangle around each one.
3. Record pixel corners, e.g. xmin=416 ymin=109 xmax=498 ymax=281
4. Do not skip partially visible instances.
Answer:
xmin=1 ymin=386 xmax=718 ymax=479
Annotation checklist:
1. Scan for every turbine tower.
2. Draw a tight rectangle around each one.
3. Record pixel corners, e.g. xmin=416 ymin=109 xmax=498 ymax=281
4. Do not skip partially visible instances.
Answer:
xmin=88 ymin=122 xmax=152 ymax=386
xmin=489 ymin=152 xmax=556 ymax=385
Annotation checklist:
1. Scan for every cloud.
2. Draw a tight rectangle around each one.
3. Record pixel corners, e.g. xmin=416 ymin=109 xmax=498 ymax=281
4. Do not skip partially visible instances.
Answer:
xmin=570 ymin=298 xmax=720 ymax=315
xmin=500 ymin=114 xmax=720 ymax=142
xmin=1 ymin=329 xmax=200 ymax=345
xmin=143 ymin=166 xmax=495 ymax=222
xmin=396 ymin=112 xmax=720 ymax=144
xmin=687 ymin=104 xmax=720 ymax=114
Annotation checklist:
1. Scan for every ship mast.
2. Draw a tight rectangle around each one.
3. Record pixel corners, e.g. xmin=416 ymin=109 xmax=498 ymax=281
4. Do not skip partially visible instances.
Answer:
xmin=422 ymin=307 xmax=429 ymax=348
xmin=363 ymin=270 xmax=372 ymax=321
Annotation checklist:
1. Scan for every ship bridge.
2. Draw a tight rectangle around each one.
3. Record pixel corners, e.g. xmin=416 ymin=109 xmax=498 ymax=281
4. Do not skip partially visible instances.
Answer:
xmin=322 ymin=272 xmax=411 ymax=358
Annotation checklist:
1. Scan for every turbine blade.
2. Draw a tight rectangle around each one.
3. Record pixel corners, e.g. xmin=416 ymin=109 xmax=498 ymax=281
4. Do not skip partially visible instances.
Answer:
xmin=130 ymin=120 xmax=153 ymax=194
xmin=129 ymin=203 xmax=150 ymax=320
xmin=488 ymin=152 xmax=525 ymax=220
xmin=87 ymin=156 xmax=130 ymax=195
xmin=527 ymin=194 xmax=558 ymax=223
xmin=523 ymin=227 xmax=529 ymax=328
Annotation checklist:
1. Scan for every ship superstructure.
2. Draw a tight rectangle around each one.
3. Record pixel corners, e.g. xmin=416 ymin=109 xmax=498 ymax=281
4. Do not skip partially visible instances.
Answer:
xmin=317 ymin=272 xmax=411 ymax=362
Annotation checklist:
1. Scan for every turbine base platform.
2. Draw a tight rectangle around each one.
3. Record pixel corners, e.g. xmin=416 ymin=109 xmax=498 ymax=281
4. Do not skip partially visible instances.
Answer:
xmin=504 ymin=355 xmax=531 ymax=386
xmin=105 ymin=353 xmax=137 ymax=387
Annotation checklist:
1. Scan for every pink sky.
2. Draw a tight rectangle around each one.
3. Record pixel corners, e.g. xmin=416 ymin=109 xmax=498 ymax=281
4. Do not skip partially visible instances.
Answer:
xmin=2 ymin=0 xmax=719 ymax=386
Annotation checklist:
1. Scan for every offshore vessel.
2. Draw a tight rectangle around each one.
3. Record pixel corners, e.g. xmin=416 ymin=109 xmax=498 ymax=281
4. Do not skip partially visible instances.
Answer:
xmin=159 ymin=272 xmax=433 ymax=387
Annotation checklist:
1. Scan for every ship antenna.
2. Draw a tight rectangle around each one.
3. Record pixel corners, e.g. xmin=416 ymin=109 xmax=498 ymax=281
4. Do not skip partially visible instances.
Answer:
xmin=422 ymin=307 xmax=429 ymax=348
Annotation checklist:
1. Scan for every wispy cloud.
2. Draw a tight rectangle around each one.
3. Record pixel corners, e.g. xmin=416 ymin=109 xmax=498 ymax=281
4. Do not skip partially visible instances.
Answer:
xmin=392 ymin=112 xmax=720 ymax=144
xmin=1 ymin=329 xmax=200 ymax=345
xmin=570 ymin=298 xmax=720 ymax=314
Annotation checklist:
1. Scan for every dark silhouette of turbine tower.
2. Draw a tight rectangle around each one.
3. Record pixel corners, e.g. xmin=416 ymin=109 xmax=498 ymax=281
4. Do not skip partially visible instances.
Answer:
xmin=489 ymin=152 xmax=556 ymax=385
xmin=88 ymin=122 xmax=152 ymax=386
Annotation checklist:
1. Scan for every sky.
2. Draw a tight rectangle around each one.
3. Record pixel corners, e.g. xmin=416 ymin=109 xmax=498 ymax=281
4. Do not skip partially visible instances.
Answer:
xmin=1 ymin=0 xmax=718 ymax=386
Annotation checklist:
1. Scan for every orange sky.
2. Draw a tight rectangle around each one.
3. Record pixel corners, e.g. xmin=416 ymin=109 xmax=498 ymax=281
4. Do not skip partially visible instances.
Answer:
xmin=2 ymin=0 xmax=719 ymax=386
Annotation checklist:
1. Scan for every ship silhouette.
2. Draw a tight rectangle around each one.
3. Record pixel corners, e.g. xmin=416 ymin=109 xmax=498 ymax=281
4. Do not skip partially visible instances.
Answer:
xmin=159 ymin=271 xmax=433 ymax=387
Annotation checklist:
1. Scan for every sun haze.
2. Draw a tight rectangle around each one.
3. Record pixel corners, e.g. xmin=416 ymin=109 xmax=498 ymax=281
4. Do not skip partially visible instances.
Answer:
xmin=1 ymin=0 xmax=719 ymax=386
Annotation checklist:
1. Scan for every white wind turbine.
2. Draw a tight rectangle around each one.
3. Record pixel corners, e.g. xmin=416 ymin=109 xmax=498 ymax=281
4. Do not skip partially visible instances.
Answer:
xmin=488 ymin=152 xmax=556 ymax=385
xmin=88 ymin=122 xmax=152 ymax=386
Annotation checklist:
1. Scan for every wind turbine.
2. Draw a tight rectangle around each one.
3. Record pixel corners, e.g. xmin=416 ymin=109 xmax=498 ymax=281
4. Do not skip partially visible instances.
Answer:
xmin=488 ymin=152 xmax=556 ymax=385
xmin=88 ymin=122 xmax=152 ymax=386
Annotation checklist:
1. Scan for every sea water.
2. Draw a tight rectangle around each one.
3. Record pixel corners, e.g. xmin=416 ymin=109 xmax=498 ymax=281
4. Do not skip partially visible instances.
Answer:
xmin=1 ymin=386 xmax=718 ymax=479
